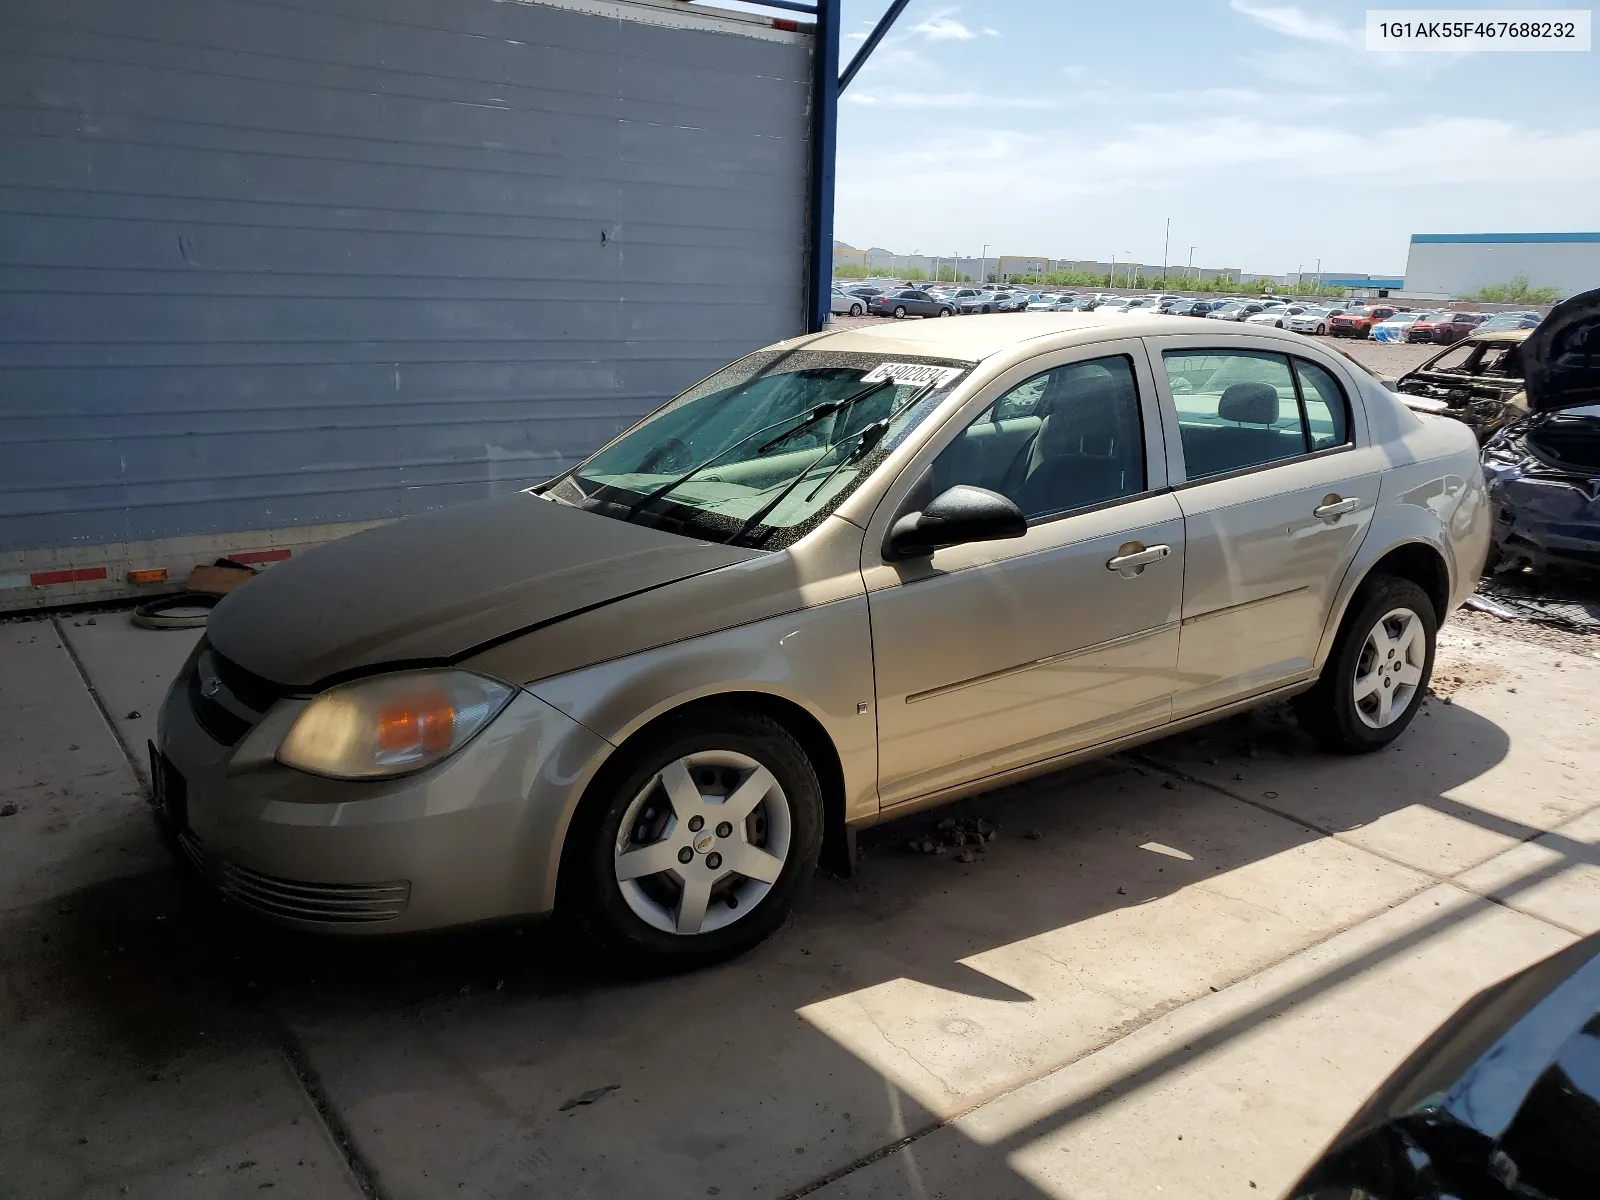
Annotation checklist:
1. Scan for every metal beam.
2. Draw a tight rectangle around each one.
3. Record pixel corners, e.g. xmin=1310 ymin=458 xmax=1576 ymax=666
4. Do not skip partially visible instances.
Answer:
xmin=838 ymin=0 xmax=909 ymax=93
xmin=805 ymin=0 xmax=840 ymax=333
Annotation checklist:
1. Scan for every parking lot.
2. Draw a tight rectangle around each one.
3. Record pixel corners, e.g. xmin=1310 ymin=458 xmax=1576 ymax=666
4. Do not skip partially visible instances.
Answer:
xmin=6 ymin=595 xmax=1598 ymax=1199
xmin=826 ymin=312 xmax=1438 ymax=380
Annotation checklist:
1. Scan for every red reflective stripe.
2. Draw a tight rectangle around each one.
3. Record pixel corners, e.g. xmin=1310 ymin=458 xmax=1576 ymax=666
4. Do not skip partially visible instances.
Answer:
xmin=229 ymin=549 xmax=291 ymax=564
xmin=30 ymin=567 xmax=108 ymax=586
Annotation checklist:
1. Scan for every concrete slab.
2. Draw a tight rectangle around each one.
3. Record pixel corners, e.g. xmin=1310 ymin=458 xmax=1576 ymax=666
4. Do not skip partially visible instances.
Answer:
xmin=54 ymin=614 xmax=202 ymax=788
xmin=0 ymin=620 xmax=166 ymax=913
xmin=811 ymin=885 xmax=1574 ymax=1200
xmin=0 ymin=872 xmax=364 ymax=1200
xmin=1456 ymin=803 xmax=1600 ymax=934
xmin=1142 ymin=624 xmax=1600 ymax=879
xmin=270 ymin=761 xmax=1429 ymax=1199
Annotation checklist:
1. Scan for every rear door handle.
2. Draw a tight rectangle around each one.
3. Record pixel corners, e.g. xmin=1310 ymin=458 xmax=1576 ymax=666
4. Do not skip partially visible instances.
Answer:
xmin=1313 ymin=496 xmax=1360 ymax=519
xmin=1106 ymin=544 xmax=1171 ymax=573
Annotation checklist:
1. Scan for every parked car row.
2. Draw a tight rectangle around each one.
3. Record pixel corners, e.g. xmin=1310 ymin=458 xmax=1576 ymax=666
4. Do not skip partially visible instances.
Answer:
xmin=835 ymin=282 xmax=1547 ymax=346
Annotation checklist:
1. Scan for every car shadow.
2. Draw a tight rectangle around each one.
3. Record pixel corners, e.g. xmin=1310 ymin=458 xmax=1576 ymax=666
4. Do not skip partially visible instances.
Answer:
xmin=6 ymin=697 xmax=1544 ymax=1200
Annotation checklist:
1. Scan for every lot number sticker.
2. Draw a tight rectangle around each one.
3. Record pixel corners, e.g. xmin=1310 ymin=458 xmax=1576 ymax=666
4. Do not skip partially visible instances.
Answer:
xmin=860 ymin=362 xmax=965 ymax=389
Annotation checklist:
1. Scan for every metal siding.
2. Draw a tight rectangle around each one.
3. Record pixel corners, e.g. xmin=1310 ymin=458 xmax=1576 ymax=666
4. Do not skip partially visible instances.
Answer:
xmin=0 ymin=0 xmax=810 ymax=552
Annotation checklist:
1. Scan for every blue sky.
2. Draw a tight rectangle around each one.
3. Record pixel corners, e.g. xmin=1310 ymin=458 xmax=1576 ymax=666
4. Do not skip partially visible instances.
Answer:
xmin=826 ymin=1 xmax=1600 ymax=275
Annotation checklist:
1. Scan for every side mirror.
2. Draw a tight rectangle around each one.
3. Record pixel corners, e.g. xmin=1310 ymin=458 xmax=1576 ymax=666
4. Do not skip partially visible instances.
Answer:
xmin=883 ymin=485 xmax=1028 ymax=561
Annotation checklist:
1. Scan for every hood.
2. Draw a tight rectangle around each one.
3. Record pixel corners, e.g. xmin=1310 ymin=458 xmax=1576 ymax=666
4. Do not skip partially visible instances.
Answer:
xmin=205 ymin=492 xmax=760 ymax=687
xmin=1521 ymin=287 xmax=1600 ymax=413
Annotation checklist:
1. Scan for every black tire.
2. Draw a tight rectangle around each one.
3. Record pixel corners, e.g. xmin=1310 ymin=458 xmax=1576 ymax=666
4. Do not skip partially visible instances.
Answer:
xmin=981 ymin=305 xmax=992 ymax=314
xmin=1293 ymin=575 xmax=1437 ymax=754
xmin=850 ymin=303 xmax=863 ymax=316
xmin=892 ymin=305 xmax=907 ymax=319
xmin=561 ymin=704 xmax=824 ymax=971
xmin=938 ymin=307 xmax=952 ymax=317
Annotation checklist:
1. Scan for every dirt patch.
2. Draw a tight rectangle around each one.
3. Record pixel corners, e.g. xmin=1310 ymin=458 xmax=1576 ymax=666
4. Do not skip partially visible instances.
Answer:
xmin=1426 ymin=650 xmax=1506 ymax=701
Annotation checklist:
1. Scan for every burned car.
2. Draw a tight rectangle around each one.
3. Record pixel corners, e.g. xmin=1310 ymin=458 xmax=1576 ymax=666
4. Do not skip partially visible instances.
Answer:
xmin=1479 ymin=288 xmax=1600 ymax=575
xmin=1395 ymin=331 xmax=1532 ymax=444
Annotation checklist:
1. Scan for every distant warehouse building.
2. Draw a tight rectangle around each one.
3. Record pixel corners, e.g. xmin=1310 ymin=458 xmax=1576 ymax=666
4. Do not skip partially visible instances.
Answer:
xmin=1403 ymin=233 xmax=1600 ymax=301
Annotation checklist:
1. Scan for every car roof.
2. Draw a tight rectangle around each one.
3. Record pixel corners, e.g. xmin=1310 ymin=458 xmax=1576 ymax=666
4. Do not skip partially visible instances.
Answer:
xmin=1466 ymin=329 xmax=1533 ymax=344
xmin=807 ymin=311 xmax=1312 ymax=362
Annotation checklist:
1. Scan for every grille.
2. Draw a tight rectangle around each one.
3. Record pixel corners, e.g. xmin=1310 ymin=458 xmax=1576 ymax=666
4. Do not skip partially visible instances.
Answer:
xmin=216 ymin=860 xmax=411 ymax=924
xmin=187 ymin=644 xmax=290 ymax=747
xmin=188 ymin=668 xmax=253 ymax=745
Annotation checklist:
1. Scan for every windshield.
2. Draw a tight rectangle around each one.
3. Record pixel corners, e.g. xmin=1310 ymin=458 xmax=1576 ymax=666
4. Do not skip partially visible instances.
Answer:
xmin=546 ymin=348 xmax=971 ymax=549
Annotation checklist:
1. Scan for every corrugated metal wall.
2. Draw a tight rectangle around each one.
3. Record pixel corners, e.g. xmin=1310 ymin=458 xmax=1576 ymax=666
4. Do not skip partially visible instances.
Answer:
xmin=0 ymin=0 xmax=811 ymax=553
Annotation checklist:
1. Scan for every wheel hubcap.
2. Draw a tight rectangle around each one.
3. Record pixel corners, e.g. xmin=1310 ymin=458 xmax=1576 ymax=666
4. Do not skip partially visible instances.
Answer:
xmin=613 ymin=751 xmax=791 ymax=936
xmin=1352 ymin=607 xmax=1425 ymax=729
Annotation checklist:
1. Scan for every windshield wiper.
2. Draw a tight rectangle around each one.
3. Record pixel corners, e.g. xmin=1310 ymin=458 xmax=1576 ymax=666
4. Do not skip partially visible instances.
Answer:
xmin=620 ymin=377 xmax=894 ymax=524
xmin=725 ymin=380 xmax=938 ymax=547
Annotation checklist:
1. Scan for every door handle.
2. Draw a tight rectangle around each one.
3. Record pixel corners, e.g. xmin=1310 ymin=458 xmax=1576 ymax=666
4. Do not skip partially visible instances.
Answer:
xmin=1106 ymin=543 xmax=1171 ymax=573
xmin=1313 ymin=496 xmax=1360 ymax=519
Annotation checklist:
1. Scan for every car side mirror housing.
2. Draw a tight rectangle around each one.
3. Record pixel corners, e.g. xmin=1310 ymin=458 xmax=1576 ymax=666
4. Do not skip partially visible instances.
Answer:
xmin=883 ymin=485 xmax=1028 ymax=561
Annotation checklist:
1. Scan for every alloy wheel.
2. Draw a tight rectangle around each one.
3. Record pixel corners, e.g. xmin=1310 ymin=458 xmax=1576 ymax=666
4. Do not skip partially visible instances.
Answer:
xmin=1352 ymin=607 xmax=1425 ymax=729
xmin=612 ymin=751 xmax=791 ymax=936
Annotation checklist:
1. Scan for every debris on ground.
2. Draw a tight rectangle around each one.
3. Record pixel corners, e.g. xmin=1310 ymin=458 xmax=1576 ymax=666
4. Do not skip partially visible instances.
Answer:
xmin=1022 ymin=829 xmax=1043 ymax=840
xmin=906 ymin=814 xmax=1000 ymax=857
xmin=1465 ymin=579 xmax=1600 ymax=632
xmin=559 ymin=1084 xmax=620 ymax=1112
xmin=0 ymin=802 xmax=18 ymax=817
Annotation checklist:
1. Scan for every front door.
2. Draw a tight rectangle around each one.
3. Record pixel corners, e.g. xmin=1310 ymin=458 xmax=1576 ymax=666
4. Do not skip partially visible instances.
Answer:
xmin=864 ymin=343 xmax=1184 ymax=808
xmin=1146 ymin=338 xmax=1383 ymax=716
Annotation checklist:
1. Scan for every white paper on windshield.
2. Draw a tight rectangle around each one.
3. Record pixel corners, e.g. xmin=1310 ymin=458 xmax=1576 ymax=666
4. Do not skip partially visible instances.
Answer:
xmin=859 ymin=362 xmax=964 ymax=389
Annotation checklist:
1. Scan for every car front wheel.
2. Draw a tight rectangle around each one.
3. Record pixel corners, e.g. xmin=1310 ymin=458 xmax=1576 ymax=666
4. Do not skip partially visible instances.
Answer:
xmin=938 ymin=307 xmax=952 ymax=317
xmin=562 ymin=704 xmax=824 ymax=970
xmin=850 ymin=303 xmax=862 ymax=316
xmin=1293 ymin=575 xmax=1436 ymax=754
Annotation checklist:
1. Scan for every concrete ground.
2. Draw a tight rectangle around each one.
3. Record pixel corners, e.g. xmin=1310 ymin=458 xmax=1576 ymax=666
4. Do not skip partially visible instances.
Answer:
xmin=3 ymin=608 xmax=1598 ymax=1200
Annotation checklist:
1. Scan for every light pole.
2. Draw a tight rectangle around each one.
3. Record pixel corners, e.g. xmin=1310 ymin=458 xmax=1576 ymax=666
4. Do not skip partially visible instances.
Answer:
xmin=980 ymin=243 xmax=989 ymax=286
xmin=1108 ymin=253 xmax=1115 ymax=291
xmin=1315 ymin=257 xmax=1322 ymax=291
xmin=1162 ymin=217 xmax=1170 ymax=282
xmin=1188 ymin=246 xmax=1197 ymax=280
xmin=1124 ymin=251 xmax=1134 ymax=289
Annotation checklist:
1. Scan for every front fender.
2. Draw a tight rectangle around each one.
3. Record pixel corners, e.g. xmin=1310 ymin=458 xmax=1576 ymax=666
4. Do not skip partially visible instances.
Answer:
xmin=514 ymin=597 xmax=878 ymax=908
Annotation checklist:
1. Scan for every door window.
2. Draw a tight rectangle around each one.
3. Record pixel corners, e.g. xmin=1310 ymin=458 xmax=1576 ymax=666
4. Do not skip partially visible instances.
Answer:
xmin=1163 ymin=350 xmax=1306 ymax=479
xmin=929 ymin=355 xmax=1146 ymax=521
xmin=1293 ymin=359 xmax=1351 ymax=450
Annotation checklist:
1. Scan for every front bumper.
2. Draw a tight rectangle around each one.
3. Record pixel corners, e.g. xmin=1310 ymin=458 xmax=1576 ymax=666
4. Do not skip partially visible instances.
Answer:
xmin=157 ymin=654 xmax=611 ymax=934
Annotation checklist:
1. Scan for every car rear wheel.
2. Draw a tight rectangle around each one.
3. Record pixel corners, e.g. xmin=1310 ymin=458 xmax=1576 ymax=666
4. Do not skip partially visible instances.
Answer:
xmin=893 ymin=305 xmax=907 ymax=319
xmin=562 ymin=704 xmax=824 ymax=970
xmin=1293 ymin=575 xmax=1436 ymax=754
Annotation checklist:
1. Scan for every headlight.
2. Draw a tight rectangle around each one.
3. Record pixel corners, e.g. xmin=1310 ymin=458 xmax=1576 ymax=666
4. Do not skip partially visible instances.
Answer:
xmin=277 ymin=670 xmax=515 ymax=780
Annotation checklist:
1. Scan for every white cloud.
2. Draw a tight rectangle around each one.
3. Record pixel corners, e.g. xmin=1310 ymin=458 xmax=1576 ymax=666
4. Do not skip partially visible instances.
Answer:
xmin=845 ymin=31 xmax=867 ymax=40
xmin=912 ymin=11 xmax=977 ymax=41
xmin=836 ymin=116 xmax=1600 ymax=269
xmin=1228 ymin=0 xmax=1358 ymax=48
xmin=982 ymin=26 xmax=1001 ymax=38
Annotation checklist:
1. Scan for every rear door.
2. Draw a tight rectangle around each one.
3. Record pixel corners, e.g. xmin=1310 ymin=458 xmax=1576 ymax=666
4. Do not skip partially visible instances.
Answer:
xmin=1144 ymin=334 xmax=1383 ymax=717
